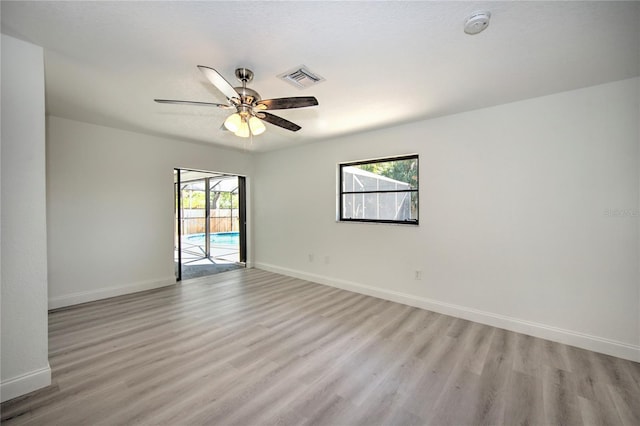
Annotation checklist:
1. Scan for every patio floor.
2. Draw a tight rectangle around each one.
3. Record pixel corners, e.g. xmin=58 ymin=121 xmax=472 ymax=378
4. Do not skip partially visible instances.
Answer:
xmin=175 ymin=238 xmax=244 ymax=280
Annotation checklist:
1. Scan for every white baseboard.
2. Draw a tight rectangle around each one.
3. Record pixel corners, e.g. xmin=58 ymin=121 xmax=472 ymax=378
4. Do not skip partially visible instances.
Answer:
xmin=255 ymin=263 xmax=640 ymax=363
xmin=48 ymin=276 xmax=177 ymax=310
xmin=1 ymin=364 xmax=51 ymax=403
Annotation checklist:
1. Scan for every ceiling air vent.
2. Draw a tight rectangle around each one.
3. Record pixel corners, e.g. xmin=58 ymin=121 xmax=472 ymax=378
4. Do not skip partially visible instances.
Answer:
xmin=278 ymin=65 xmax=325 ymax=89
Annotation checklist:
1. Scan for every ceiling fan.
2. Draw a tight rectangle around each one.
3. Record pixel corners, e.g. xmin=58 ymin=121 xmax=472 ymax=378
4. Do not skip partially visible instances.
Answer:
xmin=155 ymin=66 xmax=318 ymax=138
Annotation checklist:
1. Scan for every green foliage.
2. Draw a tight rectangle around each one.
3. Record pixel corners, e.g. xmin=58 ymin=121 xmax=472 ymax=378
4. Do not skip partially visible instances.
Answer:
xmin=217 ymin=192 xmax=239 ymax=209
xmin=359 ymin=158 xmax=417 ymax=187
xmin=180 ymin=190 xmax=206 ymax=208
xmin=179 ymin=190 xmax=238 ymax=209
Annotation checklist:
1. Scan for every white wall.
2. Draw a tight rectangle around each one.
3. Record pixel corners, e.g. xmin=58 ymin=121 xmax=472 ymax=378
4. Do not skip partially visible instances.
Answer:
xmin=1 ymin=35 xmax=51 ymax=402
xmin=254 ymin=77 xmax=640 ymax=362
xmin=47 ymin=116 xmax=253 ymax=308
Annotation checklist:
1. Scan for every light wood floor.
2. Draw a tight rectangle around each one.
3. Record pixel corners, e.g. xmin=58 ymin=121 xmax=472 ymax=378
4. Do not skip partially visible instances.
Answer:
xmin=2 ymin=268 xmax=639 ymax=425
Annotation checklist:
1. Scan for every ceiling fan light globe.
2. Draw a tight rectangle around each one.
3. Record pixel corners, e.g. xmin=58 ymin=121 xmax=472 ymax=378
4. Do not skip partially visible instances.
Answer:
xmin=249 ymin=116 xmax=266 ymax=135
xmin=235 ymin=121 xmax=250 ymax=138
xmin=224 ymin=113 xmax=242 ymax=132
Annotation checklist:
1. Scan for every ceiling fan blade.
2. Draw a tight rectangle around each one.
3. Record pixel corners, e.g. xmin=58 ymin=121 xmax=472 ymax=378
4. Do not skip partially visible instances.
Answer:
xmin=197 ymin=65 xmax=240 ymax=101
xmin=258 ymin=112 xmax=302 ymax=132
xmin=154 ymin=99 xmax=233 ymax=109
xmin=256 ymin=96 xmax=318 ymax=110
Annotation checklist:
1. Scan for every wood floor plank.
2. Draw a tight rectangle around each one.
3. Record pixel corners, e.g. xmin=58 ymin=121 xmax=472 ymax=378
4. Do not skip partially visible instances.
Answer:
xmin=2 ymin=268 xmax=639 ymax=425
xmin=542 ymin=366 xmax=584 ymax=425
xmin=502 ymin=370 xmax=546 ymax=426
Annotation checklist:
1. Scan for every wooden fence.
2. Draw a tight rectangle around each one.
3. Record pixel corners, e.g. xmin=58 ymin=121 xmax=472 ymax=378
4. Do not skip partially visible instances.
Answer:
xmin=178 ymin=209 xmax=239 ymax=235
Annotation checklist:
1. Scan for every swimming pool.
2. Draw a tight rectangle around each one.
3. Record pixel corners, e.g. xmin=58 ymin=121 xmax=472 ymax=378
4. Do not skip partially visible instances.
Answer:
xmin=186 ymin=231 xmax=239 ymax=246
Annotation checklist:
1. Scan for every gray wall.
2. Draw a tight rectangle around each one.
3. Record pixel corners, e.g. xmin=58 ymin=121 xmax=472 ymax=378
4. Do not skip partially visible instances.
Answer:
xmin=1 ymin=34 xmax=51 ymax=402
xmin=254 ymin=78 xmax=640 ymax=362
xmin=46 ymin=116 xmax=253 ymax=308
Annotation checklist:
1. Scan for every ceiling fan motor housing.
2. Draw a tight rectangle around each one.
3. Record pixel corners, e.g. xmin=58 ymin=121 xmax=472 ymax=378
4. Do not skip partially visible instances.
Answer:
xmin=234 ymin=86 xmax=261 ymax=105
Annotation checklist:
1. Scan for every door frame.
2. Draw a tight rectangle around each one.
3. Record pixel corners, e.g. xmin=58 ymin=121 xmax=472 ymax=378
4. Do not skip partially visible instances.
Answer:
xmin=174 ymin=168 xmax=247 ymax=281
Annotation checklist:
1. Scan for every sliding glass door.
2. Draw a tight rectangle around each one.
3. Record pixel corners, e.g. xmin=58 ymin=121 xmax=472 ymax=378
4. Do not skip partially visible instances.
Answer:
xmin=174 ymin=169 xmax=246 ymax=281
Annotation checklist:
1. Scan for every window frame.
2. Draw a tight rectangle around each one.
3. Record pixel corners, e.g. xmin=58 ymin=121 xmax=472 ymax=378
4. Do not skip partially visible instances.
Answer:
xmin=338 ymin=154 xmax=419 ymax=225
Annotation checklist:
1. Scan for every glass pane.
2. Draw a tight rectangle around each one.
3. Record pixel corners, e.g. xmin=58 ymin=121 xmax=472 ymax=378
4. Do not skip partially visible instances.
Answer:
xmin=180 ymin=180 xmax=206 ymax=264
xmin=340 ymin=156 xmax=418 ymax=223
xmin=342 ymin=191 xmax=417 ymax=221
xmin=209 ymin=177 xmax=239 ymax=233
xmin=342 ymin=157 xmax=417 ymax=192
xmin=411 ymin=191 xmax=419 ymax=220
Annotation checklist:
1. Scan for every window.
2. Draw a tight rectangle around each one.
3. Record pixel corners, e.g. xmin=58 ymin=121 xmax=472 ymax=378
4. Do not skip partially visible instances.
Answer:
xmin=339 ymin=155 xmax=418 ymax=224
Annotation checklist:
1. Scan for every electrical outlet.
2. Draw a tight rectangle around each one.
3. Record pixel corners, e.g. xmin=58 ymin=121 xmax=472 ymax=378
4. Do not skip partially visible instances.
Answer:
xmin=324 ymin=256 xmax=330 ymax=265
xmin=308 ymin=254 xmax=314 ymax=262
xmin=414 ymin=270 xmax=422 ymax=280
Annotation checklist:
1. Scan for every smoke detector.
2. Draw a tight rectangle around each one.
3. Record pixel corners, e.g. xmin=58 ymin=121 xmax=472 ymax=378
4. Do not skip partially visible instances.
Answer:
xmin=464 ymin=11 xmax=491 ymax=35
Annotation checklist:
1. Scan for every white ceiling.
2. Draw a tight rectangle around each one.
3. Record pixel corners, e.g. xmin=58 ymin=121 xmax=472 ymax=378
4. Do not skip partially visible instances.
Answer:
xmin=2 ymin=1 xmax=639 ymax=152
